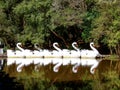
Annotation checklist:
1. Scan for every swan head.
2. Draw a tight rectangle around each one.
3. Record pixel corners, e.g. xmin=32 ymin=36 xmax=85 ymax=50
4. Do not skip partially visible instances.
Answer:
xmin=72 ymin=42 xmax=79 ymax=51
xmin=72 ymin=42 xmax=77 ymax=44
xmin=17 ymin=43 xmax=22 ymax=46
xmin=53 ymin=42 xmax=59 ymax=47
xmin=90 ymin=42 xmax=94 ymax=46
xmin=72 ymin=42 xmax=78 ymax=46
xmin=53 ymin=42 xmax=61 ymax=51
xmin=72 ymin=42 xmax=78 ymax=47
xmin=16 ymin=42 xmax=24 ymax=51
xmin=34 ymin=43 xmax=40 ymax=49
xmin=16 ymin=43 xmax=23 ymax=48
xmin=34 ymin=43 xmax=39 ymax=48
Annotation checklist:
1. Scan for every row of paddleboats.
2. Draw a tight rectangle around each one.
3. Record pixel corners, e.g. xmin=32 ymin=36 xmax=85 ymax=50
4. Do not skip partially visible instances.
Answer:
xmin=7 ymin=42 xmax=102 ymax=58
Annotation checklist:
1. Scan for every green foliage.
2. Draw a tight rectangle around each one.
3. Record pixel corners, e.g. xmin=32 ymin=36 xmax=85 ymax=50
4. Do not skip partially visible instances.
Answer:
xmin=13 ymin=0 xmax=53 ymax=44
xmin=0 ymin=0 xmax=120 ymax=54
xmin=78 ymin=0 xmax=120 ymax=54
xmin=90 ymin=1 xmax=120 ymax=53
xmin=81 ymin=0 xmax=99 ymax=43
xmin=51 ymin=0 xmax=86 ymax=27
xmin=0 ymin=0 xmax=53 ymax=47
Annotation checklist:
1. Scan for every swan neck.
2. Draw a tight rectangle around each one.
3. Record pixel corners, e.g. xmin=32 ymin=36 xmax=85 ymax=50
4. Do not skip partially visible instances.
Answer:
xmin=53 ymin=43 xmax=61 ymax=51
xmin=90 ymin=43 xmax=98 ymax=53
xmin=72 ymin=43 xmax=79 ymax=51
xmin=35 ymin=44 xmax=41 ymax=51
xmin=17 ymin=43 xmax=24 ymax=51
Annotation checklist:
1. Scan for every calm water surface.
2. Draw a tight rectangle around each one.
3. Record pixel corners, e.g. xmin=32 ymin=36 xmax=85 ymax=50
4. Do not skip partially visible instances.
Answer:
xmin=0 ymin=58 xmax=120 ymax=81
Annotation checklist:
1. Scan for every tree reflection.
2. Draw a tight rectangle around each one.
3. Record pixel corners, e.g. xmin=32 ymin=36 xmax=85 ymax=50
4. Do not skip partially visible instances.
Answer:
xmin=0 ymin=71 xmax=23 ymax=90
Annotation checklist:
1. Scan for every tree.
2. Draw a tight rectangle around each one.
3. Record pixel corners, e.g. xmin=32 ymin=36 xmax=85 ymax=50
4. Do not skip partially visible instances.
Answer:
xmin=13 ymin=0 xmax=52 ymax=46
xmin=0 ymin=0 xmax=17 ymax=48
xmin=81 ymin=0 xmax=99 ymax=43
xmin=90 ymin=1 xmax=120 ymax=55
xmin=49 ymin=0 xmax=86 ymax=48
xmin=0 ymin=0 xmax=54 ymax=48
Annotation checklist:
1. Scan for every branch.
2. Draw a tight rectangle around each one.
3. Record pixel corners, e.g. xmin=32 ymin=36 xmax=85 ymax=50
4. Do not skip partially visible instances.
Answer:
xmin=49 ymin=29 xmax=69 ymax=48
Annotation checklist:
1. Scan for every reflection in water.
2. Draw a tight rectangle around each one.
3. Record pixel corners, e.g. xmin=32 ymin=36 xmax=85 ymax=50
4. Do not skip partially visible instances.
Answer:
xmin=2 ymin=58 xmax=120 ymax=89
xmin=0 ymin=59 xmax=5 ymax=70
xmin=52 ymin=58 xmax=62 ymax=72
xmin=79 ymin=58 xmax=102 ymax=74
xmin=6 ymin=58 xmax=102 ymax=74
xmin=0 ymin=71 xmax=24 ymax=89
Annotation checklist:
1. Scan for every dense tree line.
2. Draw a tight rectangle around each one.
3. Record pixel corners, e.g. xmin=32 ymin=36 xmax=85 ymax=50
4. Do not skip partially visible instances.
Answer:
xmin=0 ymin=0 xmax=120 ymax=56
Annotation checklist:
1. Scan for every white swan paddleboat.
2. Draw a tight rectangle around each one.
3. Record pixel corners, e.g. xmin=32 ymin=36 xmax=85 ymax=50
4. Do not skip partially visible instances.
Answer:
xmin=80 ymin=42 xmax=101 ymax=58
xmin=7 ymin=42 xmax=102 ymax=58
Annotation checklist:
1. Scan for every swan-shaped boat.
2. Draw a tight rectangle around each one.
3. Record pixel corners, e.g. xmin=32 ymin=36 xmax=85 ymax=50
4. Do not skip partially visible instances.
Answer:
xmin=7 ymin=43 xmax=24 ymax=58
xmin=51 ymin=42 xmax=62 ymax=58
xmin=7 ymin=43 xmax=34 ymax=58
xmin=49 ymin=42 xmax=72 ymax=58
xmin=7 ymin=42 xmax=102 ymax=58
xmin=32 ymin=44 xmax=44 ymax=58
xmin=70 ymin=42 xmax=80 ymax=58
xmin=80 ymin=42 xmax=101 ymax=58
xmin=17 ymin=43 xmax=34 ymax=58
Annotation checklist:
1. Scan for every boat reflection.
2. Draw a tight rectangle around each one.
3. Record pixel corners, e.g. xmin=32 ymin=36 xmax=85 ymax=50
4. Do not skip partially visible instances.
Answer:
xmin=6 ymin=58 xmax=102 ymax=74
xmin=0 ymin=58 xmax=5 ymax=70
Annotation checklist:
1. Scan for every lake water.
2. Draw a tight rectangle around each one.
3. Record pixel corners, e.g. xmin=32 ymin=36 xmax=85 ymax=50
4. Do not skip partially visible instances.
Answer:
xmin=0 ymin=58 xmax=120 ymax=89
xmin=0 ymin=58 xmax=120 ymax=79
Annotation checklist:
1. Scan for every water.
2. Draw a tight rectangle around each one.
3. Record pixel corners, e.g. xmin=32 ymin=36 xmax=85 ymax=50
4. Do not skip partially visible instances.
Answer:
xmin=0 ymin=58 xmax=120 ymax=89
xmin=0 ymin=58 xmax=119 ymax=79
